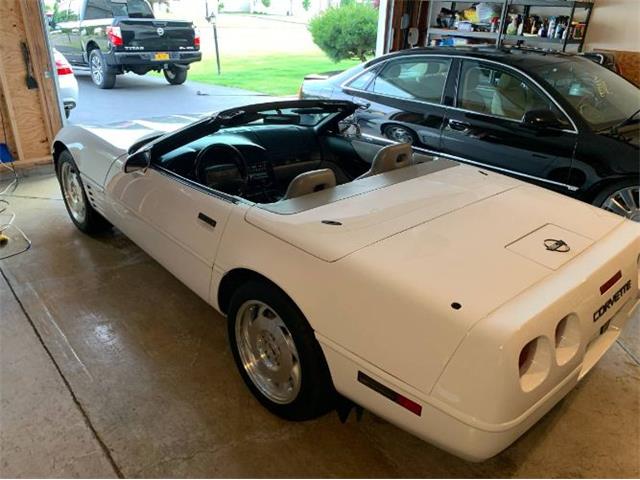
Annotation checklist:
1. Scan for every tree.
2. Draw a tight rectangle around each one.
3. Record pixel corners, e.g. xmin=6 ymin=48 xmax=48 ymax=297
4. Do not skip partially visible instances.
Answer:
xmin=309 ymin=4 xmax=378 ymax=63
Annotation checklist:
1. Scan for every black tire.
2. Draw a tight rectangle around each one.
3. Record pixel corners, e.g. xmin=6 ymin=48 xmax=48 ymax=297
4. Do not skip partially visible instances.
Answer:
xmin=89 ymin=49 xmax=116 ymax=89
xmin=56 ymin=150 xmax=112 ymax=234
xmin=227 ymin=281 xmax=335 ymax=421
xmin=163 ymin=66 xmax=188 ymax=85
xmin=592 ymin=179 xmax=640 ymax=220
xmin=383 ymin=124 xmax=417 ymax=144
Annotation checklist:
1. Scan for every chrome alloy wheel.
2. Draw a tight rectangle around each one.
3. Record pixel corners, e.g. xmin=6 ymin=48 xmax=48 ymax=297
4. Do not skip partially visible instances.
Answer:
xmin=235 ymin=300 xmax=302 ymax=404
xmin=601 ymin=186 xmax=640 ymax=221
xmin=90 ymin=53 xmax=104 ymax=85
xmin=60 ymin=162 xmax=87 ymax=223
xmin=385 ymin=126 xmax=414 ymax=144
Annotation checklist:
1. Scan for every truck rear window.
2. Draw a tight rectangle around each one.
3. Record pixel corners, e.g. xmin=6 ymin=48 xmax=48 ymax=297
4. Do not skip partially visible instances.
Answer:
xmin=111 ymin=0 xmax=154 ymax=18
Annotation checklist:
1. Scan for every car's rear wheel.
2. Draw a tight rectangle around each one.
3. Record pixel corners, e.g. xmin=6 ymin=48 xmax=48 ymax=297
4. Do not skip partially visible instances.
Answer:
xmin=227 ymin=281 xmax=335 ymax=420
xmin=383 ymin=124 xmax=417 ymax=144
xmin=163 ymin=66 xmax=187 ymax=85
xmin=89 ymin=49 xmax=116 ymax=89
xmin=57 ymin=151 xmax=112 ymax=234
xmin=594 ymin=182 xmax=640 ymax=221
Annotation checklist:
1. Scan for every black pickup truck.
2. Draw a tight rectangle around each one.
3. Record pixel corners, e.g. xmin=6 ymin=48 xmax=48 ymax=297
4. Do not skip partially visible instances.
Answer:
xmin=49 ymin=0 xmax=201 ymax=89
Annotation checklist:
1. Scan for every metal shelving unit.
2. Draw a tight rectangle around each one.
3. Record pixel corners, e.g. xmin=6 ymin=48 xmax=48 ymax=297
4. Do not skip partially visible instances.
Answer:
xmin=425 ymin=0 xmax=594 ymax=52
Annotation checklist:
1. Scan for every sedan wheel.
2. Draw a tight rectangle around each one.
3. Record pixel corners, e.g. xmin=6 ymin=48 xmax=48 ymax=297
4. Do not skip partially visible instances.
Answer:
xmin=600 ymin=185 xmax=640 ymax=221
xmin=235 ymin=300 xmax=301 ymax=404
xmin=383 ymin=125 xmax=416 ymax=144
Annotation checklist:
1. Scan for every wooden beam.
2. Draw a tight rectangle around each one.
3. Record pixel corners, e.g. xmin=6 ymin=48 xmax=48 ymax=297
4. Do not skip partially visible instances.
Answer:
xmin=0 ymin=0 xmax=58 ymax=166
xmin=19 ymin=0 xmax=63 ymax=144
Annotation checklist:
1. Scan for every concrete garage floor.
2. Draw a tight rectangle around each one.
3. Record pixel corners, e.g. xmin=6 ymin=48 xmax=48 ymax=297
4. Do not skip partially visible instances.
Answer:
xmin=1 ymin=170 xmax=639 ymax=478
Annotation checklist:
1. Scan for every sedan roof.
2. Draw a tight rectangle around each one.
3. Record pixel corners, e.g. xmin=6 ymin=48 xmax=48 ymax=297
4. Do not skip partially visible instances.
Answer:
xmin=365 ymin=46 xmax=582 ymax=70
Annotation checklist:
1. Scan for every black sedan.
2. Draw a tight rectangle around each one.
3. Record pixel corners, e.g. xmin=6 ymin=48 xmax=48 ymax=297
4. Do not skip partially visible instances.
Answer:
xmin=300 ymin=47 xmax=640 ymax=220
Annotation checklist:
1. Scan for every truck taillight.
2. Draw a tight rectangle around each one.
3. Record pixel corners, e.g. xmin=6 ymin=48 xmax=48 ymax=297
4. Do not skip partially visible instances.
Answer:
xmin=193 ymin=26 xmax=200 ymax=48
xmin=53 ymin=51 xmax=73 ymax=75
xmin=106 ymin=26 xmax=123 ymax=47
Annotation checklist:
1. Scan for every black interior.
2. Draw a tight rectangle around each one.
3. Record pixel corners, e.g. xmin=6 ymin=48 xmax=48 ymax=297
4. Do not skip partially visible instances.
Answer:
xmin=155 ymin=124 xmax=373 ymax=203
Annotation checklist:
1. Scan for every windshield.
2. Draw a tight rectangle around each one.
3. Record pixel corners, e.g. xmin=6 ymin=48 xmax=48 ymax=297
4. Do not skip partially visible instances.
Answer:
xmin=220 ymin=106 xmax=347 ymax=127
xmin=111 ymin=0 xmax=154 ymax=18
xmin=532 ymin=58 xmax=640 ymax=130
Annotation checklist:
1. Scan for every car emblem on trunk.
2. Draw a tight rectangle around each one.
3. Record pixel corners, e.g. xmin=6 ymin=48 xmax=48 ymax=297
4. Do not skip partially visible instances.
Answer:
xmin=544 ymin=238 xmax=570 ymax=252
xmin=157 ymin=27 xmax=165 ymax=36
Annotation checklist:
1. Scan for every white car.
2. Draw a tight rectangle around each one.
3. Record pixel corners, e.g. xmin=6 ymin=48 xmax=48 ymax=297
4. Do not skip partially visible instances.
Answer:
xmin=53 ymin=49 xmax=78 ymax=118
xmin=52 ymin=100 xmax=640 ymax=461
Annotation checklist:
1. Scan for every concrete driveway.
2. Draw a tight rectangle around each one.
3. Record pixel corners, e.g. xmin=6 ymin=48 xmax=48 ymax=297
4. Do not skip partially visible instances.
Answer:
xmin=69 ymin=71 xmax=275 ymax=125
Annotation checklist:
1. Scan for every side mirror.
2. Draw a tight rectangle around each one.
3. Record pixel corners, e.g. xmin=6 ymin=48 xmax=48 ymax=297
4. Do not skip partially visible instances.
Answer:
xmin=124 ymin=149 xmax=151 ymax=173
xmin=522 ymin=109 xmax=563 ymax=129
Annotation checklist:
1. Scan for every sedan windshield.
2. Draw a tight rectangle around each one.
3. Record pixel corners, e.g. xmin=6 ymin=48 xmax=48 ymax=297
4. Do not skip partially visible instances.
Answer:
xmin=532 ymin=58 xmax=640 ymax=131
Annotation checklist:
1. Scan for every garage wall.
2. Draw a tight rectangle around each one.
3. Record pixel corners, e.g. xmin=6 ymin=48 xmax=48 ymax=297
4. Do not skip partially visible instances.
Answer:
xmin=585 ymin=0 xmax=639 ymax=52
xmin=585 ymin=0 xmax=640 ymax=86
xmin=0 ymin=0 xmax=62 ymax=167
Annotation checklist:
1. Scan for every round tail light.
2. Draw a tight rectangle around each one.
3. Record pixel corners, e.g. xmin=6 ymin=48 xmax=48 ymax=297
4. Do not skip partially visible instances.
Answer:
xmin=555 ymin=314 xmax=580 ymax=365
xmin=518 ymin=336 xmax=552 ymax=392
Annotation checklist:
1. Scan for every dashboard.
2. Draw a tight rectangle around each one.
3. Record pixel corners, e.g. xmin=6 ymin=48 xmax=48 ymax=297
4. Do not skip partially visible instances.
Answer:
xmin=157 ymin=125 xmax=323 ymax=182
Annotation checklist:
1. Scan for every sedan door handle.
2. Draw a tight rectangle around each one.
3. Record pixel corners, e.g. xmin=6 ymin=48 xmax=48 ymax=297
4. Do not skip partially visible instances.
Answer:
xmin=448 ymin=119 xmax=471 ymax=131
xmin=197 ymin=212 xmax=217 ymax=228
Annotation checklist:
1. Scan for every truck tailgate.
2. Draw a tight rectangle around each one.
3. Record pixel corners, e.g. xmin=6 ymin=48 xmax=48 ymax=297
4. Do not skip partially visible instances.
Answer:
xmin=117 ymin=19 xmax=196 ymax=51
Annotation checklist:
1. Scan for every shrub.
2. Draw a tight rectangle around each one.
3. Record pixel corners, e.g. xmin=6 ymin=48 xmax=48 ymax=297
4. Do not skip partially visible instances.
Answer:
xmin=302 ymin=0 xmax=311 ymax=12
xmin=309 ymin=4 xmax=378 ymax=63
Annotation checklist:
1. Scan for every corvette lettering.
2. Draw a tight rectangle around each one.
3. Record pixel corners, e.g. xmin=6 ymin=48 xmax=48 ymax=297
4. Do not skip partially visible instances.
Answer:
xmin=593 ymin=280 xmax=631 ymax=321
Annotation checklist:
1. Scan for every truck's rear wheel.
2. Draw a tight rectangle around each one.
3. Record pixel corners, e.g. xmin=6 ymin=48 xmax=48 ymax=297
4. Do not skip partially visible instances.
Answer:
xmin=89 ymin=49 xmax=116 ymax=89
xmin=163 ymin=66 xmax=187 ymax=85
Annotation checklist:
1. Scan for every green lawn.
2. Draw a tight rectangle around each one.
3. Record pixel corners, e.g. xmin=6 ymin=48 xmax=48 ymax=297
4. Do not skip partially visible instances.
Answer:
xmin=186 ymin=53 xmax=360 ymax=96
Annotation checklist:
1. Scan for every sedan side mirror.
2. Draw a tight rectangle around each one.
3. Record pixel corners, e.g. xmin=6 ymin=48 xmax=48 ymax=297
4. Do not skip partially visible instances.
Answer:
xmin=124 ymin=149 xmax=151 ymax=173
xmin=522 ymin=109 xmax=564 ymax=129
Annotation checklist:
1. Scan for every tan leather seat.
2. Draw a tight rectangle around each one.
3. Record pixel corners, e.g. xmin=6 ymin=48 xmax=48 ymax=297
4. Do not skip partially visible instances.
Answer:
xmin=460 ymin=68 xmax=489 ymax=113
xmin=281 ymin=169 xmax=336 ymax=200
xmin=357 ymin=142 xmax=413 ymax=180
xmin=491 ymin=74 xmax=527 ymax=119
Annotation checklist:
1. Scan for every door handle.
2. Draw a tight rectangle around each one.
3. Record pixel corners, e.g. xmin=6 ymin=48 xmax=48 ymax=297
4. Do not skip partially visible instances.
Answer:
xmin=448 ymin=119 xmax=471 ymax=131
xmin=198 ymin=212 xmax=217 ymax=228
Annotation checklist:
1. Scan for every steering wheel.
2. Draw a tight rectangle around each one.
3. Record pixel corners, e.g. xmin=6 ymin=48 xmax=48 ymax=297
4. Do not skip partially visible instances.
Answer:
xmin=193 ymin=143 xmax=249 ymax=195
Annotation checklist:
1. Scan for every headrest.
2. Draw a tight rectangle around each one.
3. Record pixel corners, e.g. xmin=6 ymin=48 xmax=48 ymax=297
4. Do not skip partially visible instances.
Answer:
xmin=281 ymin=169 xmax=337 ymax=200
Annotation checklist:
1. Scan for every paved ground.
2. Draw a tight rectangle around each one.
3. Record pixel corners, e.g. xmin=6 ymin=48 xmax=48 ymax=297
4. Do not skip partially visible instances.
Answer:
xmin=69 ymin=71 xmax=273 ymax=125
xmin=66 ymin=14 xmax=322 ymax=125
xmin=0 ymin=171 xmax=638 ymax=477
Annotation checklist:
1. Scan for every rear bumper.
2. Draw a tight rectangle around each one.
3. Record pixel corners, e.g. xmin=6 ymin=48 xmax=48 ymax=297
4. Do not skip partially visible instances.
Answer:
xmin=319 ymin=294 xmax=638 ymax=461
xmin=106 ymin=50 xmax=201 ymax=69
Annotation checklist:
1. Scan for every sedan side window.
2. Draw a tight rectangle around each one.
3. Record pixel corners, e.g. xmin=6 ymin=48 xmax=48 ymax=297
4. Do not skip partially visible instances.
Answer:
xmin=458 ymin=60 xmax=569 ymax=126
xmin=347 ymin=70 xmax=375 ymax=91
xmin=366 ymin=58 xmax=451 ymax=104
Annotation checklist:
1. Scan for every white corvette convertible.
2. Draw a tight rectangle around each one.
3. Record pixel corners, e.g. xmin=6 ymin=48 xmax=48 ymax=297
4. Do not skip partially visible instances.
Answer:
xmin=53 ymin=100 xmax=639 ymax=461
